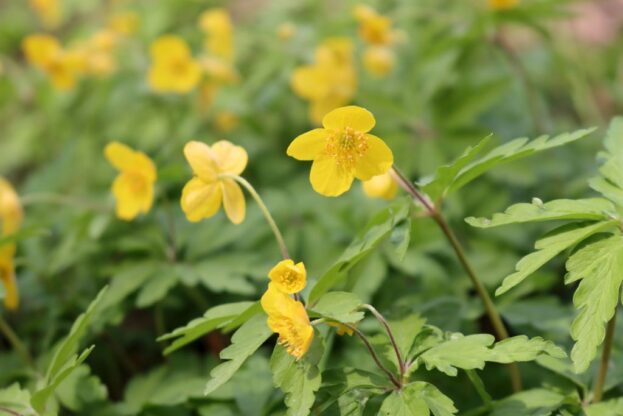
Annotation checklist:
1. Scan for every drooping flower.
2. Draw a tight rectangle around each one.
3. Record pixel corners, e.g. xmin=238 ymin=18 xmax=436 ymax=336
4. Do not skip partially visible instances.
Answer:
xmin=287 ymin=106 xmax=394 ymax=197
xmin=363 ymin=46 xmax=395 ymax=77
xmin=261 ymin=283 xmax=314 ymax=359
xmin=268 ymin=259 xmax=306 ymax=294
xmin=0 ymin=178 xmax=23 ymax=310
xmin=181 ymin=140 xmax=248 ymax=224
xmin=489 ymin=0 xmax=519 ymax=10
xmin=148 ymin=35 xmax=202 ymax=93
xmin=105 ymin=142 xmax=157 ymax=221
xmin=29 ymin=0 xmax=61 ymax=29
xmin=199 ymin=8 xmax=234 ymax=61
xmin=362 ymin=172 xmax=398 ymax=200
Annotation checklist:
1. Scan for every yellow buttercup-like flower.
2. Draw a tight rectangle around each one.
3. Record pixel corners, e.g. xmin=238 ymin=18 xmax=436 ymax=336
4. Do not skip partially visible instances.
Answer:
xmin=199 ymin=8 xmax=234 ymax=61
xmin=181 ymin=140 xmax=248 ymax=224
xmin=105 ymin=142 xmax=157 ymax=221
xmin=363 ymin=46 xmax=395 ymax=77
xmin=0 ymin=178 xmax=23 ymax=310
xmin=489 ymin=0 xmax=519 ymax=10
xmin=362 ymin=172 xmax=398 ymax=200
xmin=148 ymin=35 xmax=202 ymax=93
xmin=354 ymin=5 xmax=394 ymax=46
xmin=261 ymin=283 xmax=314 ymax=360
xmin=288 ymin=106 xmax=394 ymax=197
xmin=29 ymin=0 xmax=61 ymax=28
xmin=268 ymin=259 xmax=306 ymax=294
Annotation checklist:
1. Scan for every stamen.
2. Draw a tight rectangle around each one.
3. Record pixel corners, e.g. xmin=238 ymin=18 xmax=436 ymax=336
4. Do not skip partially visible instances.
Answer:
xmin=323 ymin=127 xmax=369 ymax=172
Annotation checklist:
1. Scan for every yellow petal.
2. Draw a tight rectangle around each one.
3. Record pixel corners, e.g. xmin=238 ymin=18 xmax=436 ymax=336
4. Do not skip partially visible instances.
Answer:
xmin=150 ymin=35 xmax=191 ymax=62
xmin=221 ymin=179 xmax=245 ymax=224
xmin=211 ymin=141 xmax=248 ymax=175
xmin=268 ymin=259 xmax=306 ymax=294
xmin=183 ymin=141 xmax=219 ymax=182
xmin=290 ymin=66 xmax=330 ymax=101
xmin=180 ymin=177 xmax=222 ymax=222
xmin=112 ymin=173 xmax=153 ymax=220
xmin=355 ymin=134 xmax=394 ymax=181
xmin=261 ymin=282 xmax=293 ymax=317
xmin=322 ymin=106 xmax=375 ymax=132
xmin=0 ymin=178 xmax=23 ymax=235
xmin=22 ymin=34 xmax=61 ymax=68
xmin=310 ymin=156 xmax=354 ymax=197
xmin=362 ymin=172 xmax=398 ymax=200
xmin=0 ymin=258 xmax=18 ymax=310
xmin=105 ymin=141 xmax=136 ymax=171
xmin=287 ymin=128 xmax=328 ymax=161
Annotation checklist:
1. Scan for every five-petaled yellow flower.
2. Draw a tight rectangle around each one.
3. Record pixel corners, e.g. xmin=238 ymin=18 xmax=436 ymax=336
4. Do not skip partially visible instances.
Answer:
xmin=268 ymin=259 xmax=306 ymax=294
xmin=148 ymin=35 xmax=202 ymax=93
xmin=362 ymin=172 xmax=398 ymax=200
xmin=287 ymin=106 xmax=394 ymax=197
xmin=105 ymin=142 xmax=157 ymax=221
xmin=489 ymin=0 xmax=519 ymax=10
xmin=0 ymin=178 xmax=23 ymax=310
xmin=181 ymin=140 xmax=248 ymax=224
xmin=261 ymin=283 xmax=314 ymax=360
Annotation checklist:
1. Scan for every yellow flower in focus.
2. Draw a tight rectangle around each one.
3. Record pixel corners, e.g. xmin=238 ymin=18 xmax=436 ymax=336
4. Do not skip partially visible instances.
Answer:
xmin=362 ymin=172 xmax=398 ymax=200
xmin=181 ymin=140 xmax=248 ymax=224
xmin=326 ymin=321 xmax=354 ymax=336
xmin=277 ymin=22 xmax=296 ymax=41
xmin=268 ymin=259 xmax=306 ymax=294
xmin=215 ymin=111 xmax=238 ymax=133
xmin=109 ymin=11 xmax=140 ymax=35
xmin=287 ymin=106 xmax=393 ymax=197
xmin=105 ymin=142 xmax=157 ymax=221
xmin=489 ymin=0 xmax=519 ymax=10
xmin=354 ymin=5 xmax=394 ymax=46
xmin=0 ymin=178 xmax=23 ymax=310
xmin=29 ymin=0 xmax=61 ymax=28
xmin=363 ymin=46 xmax=395 ymax=77
xmin=199 ymin=8 xmax=234 ymax=61
xmin=22 ymin=34 xmax=85 ymax=90
xmin=261 ymin=283 xmax=314 ymax=360
xmin=148 ymin=35 xmax=201 ymax=93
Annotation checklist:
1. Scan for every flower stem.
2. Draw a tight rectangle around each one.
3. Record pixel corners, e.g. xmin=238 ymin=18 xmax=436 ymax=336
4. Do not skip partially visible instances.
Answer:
xmin=390 ymin=166 xmax=522 ymax=392
xmin=221 ymin=174 xmax=290 ymax=260
xmin=0 ymin=315 xmax=35 ymax=371
xmin=363 ymin=304 xmax=405 ymax=382
xmin=593 ymin=308 xmax=617 ymax=403
xmin=347 ymin=324 xmax=401 ymax=389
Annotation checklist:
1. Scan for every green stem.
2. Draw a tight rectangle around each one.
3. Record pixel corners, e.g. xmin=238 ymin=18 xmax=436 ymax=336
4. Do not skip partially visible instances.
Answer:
xmin=363 ymin=304 xmax=405 ymax=382
xmin=219 ymin=174 xmax=290 ymax=259
xmin=0 ymin=315 xmax=35 ymax=370
xmin=593 ymin=308 xmax=617 ymax=403
xmin=347 ymin=324 xmax=401 ymax=389
xmin=390 ymin=167 xmax=522 ymax=392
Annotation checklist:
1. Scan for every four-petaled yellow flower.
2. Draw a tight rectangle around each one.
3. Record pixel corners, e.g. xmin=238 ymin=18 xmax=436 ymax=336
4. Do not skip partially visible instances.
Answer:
xmin=362 ymin=172 xmax=398 ymax=200
xmin=29 ymin=0 xmax=61 ymax=29
xmin=288 ymin=106 xmax=394 ymax=197
xmin=105 ymin=142 xmax=157 ymax=221
xmin=261 ymin=283 xmax=314 ymax=360
xmin=489 ymin=0 xmax=519 ymax=10
xmin=199 ymin=8 xmax=234 ymax=61
xmin=268 ymin=259 xmax=306 ymax=294
xmin=0 ymin=178 xmax=23 ymax=310
xmin=148 ymin=35 xmax=202 ymax=93
xmin=181 ymin=140 xmax=248 ymax=224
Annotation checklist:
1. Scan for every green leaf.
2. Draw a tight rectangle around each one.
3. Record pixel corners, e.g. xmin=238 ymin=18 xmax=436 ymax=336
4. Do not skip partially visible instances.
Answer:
xmin=379 ymin=382 xmax=457 ymax=416
xmin=466 ymin=198 xmax=613 ymax=228
xmin=488 ymin=336 xmax=566 ymax=362
xmin=0 ymin=383 xmax=33 ymax=415
xmin=204 ymin=313 xmax=272 ymax=395
xmin=55 ymin=364 xmax=107 ymax=411
xmin=100 ymin=262 xmax=159 ymax=311
xmin=495 ymin=221 xmax=617 ymax=295
xmin=389 ymin=314 xmax=426 ymax=359
xmin=489 ymin=388 xmax=566 ymax=416
xmin=565 ymin=236 xmax=623 ymax=373
xmin=585 ymin=398 xmax=623 ymax=416
xmin=309 ymin=292 xmax=364 ymax=324
xmin=158 ymin=301 xmax=254 ymax=355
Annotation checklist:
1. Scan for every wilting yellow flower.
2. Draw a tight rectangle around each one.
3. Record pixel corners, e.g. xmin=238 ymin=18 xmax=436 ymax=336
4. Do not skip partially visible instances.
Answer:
xmin=261 ymin=283 xmax=314 ymax=359
xmin=489 ymin=0 xmax=519 ymax=10
xmin=288 ymin=106 xmax=394 ymax=197
xmin=326 ymin=321 xmax=354 ymax=336
xmin=0 ymin=178 xmax=23 ymax=310
xmin=354 ymin=5 xmax=394 ymax=46
xmin=362 ymin=172 xmax=398 ymax=200
xmin=29 ymin=0 xmax=61 ymax=28
xmin=22 ymin=34 xmax=85 ymax=90
xmin=363 ymin=46 xmax=395 ymax=77
xmin=199 ymin=8 xmax=234 ymax=61
xmin=277 ymin=22 xmax=296 ymax=41
xmin=181 ymin=140 xmax=248 ymax=224
xmin=148 ymin=35 xmax=201 ymax=93
xmin=109 ymin=11 xmax=139 ymax=35
xmin=105 ymin=142 xmax=157 ymax=221
xmin=215 ymin=111 xmax=238 ymax=133
xmin=268 ymin=259 xmax=306 ymax=294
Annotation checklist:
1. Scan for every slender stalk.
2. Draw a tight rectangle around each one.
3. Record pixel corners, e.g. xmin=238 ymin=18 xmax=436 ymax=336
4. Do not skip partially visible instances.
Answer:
xmin=593 ymin=308 xmax=617 ymax=403
xmin=390 ymin=167 xmax=523 ymax=392
xmin=363 ymin=304 xmax=405 ymax=381
xmin=0 ymin=315 xmax=35 ymax=370
xmin=347 ymin=324 xmax=401 ymax=389
xmin=0 ymin=406 xmax=23 ymax=416
xmin=220 ymin=174 xmax=290 ymax=260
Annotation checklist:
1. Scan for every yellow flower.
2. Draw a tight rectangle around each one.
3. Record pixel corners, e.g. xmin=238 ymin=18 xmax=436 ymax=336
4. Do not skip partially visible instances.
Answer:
xmin=148 ymin=35 xmax=202 ymax=93
xmin=489 ymin=0 xmax=519 ymax=10
xmin=354 ymin=5 xmax=394 ymax=46
xmin=199 ymin=8 xmax=234 ymax=61
xmin=287 ymin=106 xmax=394 ymax=197
xmin=0 ymin=178 xmax=23 ymax=310
xmin=29 ymin=0 xmax=61 ymax=28
xmin=277 ymin=22 xmax=296 ymax=41
xmin=76 ymin=30 xmax=118 ymax=78
xmin=363 ymin=46 xmax=395 ymax=77
xmin=200 ymin=57 xmax=239 ymax=84
xmin=362 ymin=172 xmax=398 ymax=200
xmin=326 ymin=321 xmax=354 ymax=336
xmin=181 ymin=140 xmax=248 ymax=224
xmin=261 ymin=283 xmax=314 ymax=360
xmin=105 ymin=142 xmax=157 ymax=221
xmin=109 ymin=11 xmax=140 ymax=35
xmin=215 ymin=111 xmax=238 ymax=133
xmin=22 ymin=34 xmax=85 ymax=90
xmin=268 ymin=259 xmax=306 ymax=294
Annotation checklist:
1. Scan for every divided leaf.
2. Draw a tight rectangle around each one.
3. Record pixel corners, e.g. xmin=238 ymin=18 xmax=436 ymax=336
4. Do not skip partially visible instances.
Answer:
xmin=379 ymin=382 xmax=457 ymax=416
xmin=585 ymin=397 xmax=623 ymax=416
xmin=0 ymin=384 xmax=33 ymax=415
xmin=309 ymin=292 xmax=364 ymax=324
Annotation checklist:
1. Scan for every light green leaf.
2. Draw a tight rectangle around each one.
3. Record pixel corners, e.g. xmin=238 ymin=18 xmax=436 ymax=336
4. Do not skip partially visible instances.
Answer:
xmin=0 ymin=383 xmax=33 ymax=415
xmin=55 ymin=364 xmax=107 ymax=411
xmin=204 ymin=313 xmax=272 ymax=395
xmin=135 ymin=271 xmax=178 ymax=308
xmin=379 ymin=382 xmax=457 ymax=416
xmin=488 ymin=336 xmax=566 ymax=362
xmin=100 ymin=262 xmax=159 ymax=311
xmin=490 ymin=388 xmax=566 ymax=416
xmin=389 ymin=314 xmax=426 ymax=359
xmin=585 ymin=398 xmax=623 ymax=416
xmin=310 ymin=292 xmax=364 ymax=324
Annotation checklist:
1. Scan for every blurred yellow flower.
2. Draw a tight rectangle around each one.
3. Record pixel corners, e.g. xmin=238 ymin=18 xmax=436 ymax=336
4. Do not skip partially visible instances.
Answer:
xmin=181 ymin=140 xmax=248 ymax=224
xmin=261 ymin=283 xmax=313 ymax=360
xmin=199 ymin=8 xmax=234 ymax=61
xmin=363 ymin=46 xmax=395 ymax=77
xmin=109 ymin=11 xmax=140 ymax=35
xmin=22 ymin=34 xmax=85 ymax=90
xmin=288 ymin=106 xmax=393 ymax=197
xmin=489 ymin=0 xmax=519 ymax=10
xmin=215 ymin=111 xmax=238 ymax=133
xmin=0 ymin=178 xmax=23 ymax=310
xmin=362 ymin=172 xmax=398 ymax=200
xmin=200 ymin=56 xmax=239 ymax=84
xmin=29 ymin=0 xmax=61 ymax=28
xmin=77 ymin=30 xmax=119 ymax=78
xmin=148 ymin=35 xmax=201 ymax=93
xmin=105 ymin=142 xmax=157 ymax=221
xmin=326 ymin=321 xmax=354 ymax=336
xmin=277 ymin=22 xmax=296 ymax=41
xmin=268 ymin=259 xmax=306 ymax=294
xmin=354 ymin=5 xmax=394 ymax=46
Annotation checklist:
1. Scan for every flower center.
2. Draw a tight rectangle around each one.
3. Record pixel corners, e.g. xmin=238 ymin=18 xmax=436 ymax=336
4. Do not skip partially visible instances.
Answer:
xmin=323 ymin=127 xmax=369 ymax=172
xmin=280 ymin=269 xmax=299 ymax=288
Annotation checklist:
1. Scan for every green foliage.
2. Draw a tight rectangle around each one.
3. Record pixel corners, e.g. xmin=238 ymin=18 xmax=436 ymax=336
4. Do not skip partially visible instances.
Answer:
xmin=379 ymin=382 xmax=457 ymax=416
xmin=309 ymin=291 xmax=364 ymax=324
xmin=0 ymin=383 xmax=34 ymax=415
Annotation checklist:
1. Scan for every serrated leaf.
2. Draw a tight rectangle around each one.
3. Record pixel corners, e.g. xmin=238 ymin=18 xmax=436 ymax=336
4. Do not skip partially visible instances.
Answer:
xmin=55 ymin=364 xmax=107 ymax=411
xmin=204 ymin=313 xmax=272 ymax=395
xmin=565 ymin=236 xmax=623 ymax=373
xmin=490 ymin=388 xmax=566 ymax=416
xmin=496 ymin=221 xmax=617 ymax=295
xmin=310 ymin=292 xmax=364 ymax=324
xmin=466 ymin=198 xmax=613 ymax=228
xmin=0 ymin=383 xmax=33 ymax=415
xmin=379 ymin=382 xmax=456 ymax=416
xmin=585 ymin=397 xmax=623 ymax=416
xmin=488 ymin=336 xmax=566 ymax=362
